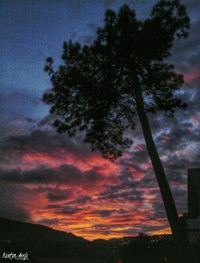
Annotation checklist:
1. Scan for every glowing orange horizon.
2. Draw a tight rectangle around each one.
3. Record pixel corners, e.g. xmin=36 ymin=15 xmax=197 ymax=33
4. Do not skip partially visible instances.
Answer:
xmin=1 ymin=144 xmax=177 ymax=242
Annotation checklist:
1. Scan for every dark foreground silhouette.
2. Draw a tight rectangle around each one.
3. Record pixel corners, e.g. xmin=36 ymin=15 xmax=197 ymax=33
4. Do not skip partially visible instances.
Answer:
xmin=1 ymin=218 xmax=200 ymax=263
xmin=43 ymin=2 xmax=192 ymax=262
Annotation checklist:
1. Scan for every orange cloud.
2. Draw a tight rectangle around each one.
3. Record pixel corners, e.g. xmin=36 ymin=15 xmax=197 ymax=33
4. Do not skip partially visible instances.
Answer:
xmin=1 ymin=138 xmax=173 ymax=240
xmin=184 ymin=70 xmax=200 ymax=83
xmin=129 ymin=167 xmax=144 ymax=179
xmin=22 ymin=150 xmax=121 ymax=176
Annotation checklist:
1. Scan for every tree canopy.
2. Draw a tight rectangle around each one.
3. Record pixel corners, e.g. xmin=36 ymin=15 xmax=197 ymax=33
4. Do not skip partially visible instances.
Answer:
xmin=43 ymin=0 xmax=189 ymax=161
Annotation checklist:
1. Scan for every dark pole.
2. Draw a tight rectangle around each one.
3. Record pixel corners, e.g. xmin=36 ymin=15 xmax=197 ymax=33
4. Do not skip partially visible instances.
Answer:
xmin=134 ymin=75 xmax=195 ymax=263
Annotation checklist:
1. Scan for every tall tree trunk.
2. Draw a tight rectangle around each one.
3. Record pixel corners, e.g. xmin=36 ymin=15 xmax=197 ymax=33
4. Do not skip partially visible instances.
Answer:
xmin=134 ymin=80 xmax=195 ymax=262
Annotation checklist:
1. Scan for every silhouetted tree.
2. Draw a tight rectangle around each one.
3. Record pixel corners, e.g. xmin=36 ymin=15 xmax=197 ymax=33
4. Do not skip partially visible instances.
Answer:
xmin=43 ymin=0 xmax=193 ymax=262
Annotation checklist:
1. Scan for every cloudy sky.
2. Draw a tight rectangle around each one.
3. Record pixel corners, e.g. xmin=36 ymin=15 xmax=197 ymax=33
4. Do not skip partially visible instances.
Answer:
xmin=0 ymin=0 xmax=199 ymax=240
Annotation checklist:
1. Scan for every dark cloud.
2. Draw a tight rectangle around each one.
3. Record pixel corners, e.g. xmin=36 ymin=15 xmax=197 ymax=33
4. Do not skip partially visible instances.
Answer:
xmin=45 ymin=203 xmax=83 ymax=215
xmin=46 ymin=204 xmax=61 ymax=209
xmin=183 ymin=1 xmax=200 ymax=27
xmin=0 ymin=164 xmax=103 ymax=188
xmin=0 ymin=128 xmax=96 ymax=164
xmin=0 ymin=89 xmax=42 ymax=126
xmin=57 ymin=205 xmax=82 ymax=215
xmin=47 ymin=189 xmax=72 ymax=201
xmin=99 ymin=184 xmax=144 ymax=203
xmin=103 ymin=0 xmax=115 ymax=9
xmin=92 ymin=209 xmax=116 ymax=218
xmin=66 ymin=195 xmax=92 ymax=205
xmin=170 ymin=19 xmax=200 ymax=75
xmin=37 ymin=218 xmax=59 ymax=226
xmin=183 ymin=0 xmax=200 ymax=9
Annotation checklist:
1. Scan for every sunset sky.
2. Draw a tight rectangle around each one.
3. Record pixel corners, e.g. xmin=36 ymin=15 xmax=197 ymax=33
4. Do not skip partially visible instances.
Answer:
xmin=0 ymin=0 xmax=200 ymax=240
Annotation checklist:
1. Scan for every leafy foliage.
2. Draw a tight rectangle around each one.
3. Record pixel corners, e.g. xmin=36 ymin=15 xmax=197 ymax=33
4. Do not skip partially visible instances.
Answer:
xmin=43 ymin=0 xmax=189 ymax=161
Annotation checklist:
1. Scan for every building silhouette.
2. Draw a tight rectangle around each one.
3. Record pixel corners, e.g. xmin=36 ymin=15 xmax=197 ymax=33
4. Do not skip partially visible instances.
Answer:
xmin=185 ymin=168 xmax=200 ymax=243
